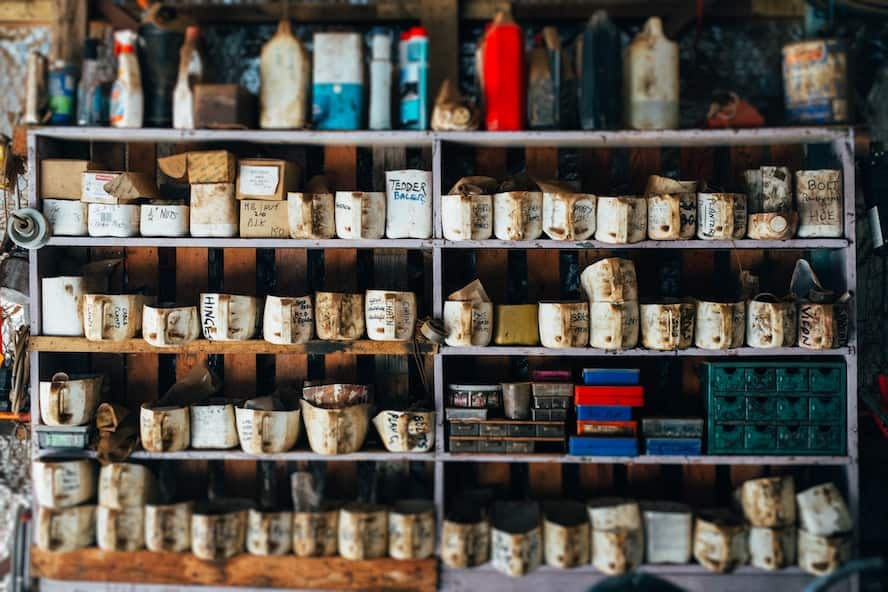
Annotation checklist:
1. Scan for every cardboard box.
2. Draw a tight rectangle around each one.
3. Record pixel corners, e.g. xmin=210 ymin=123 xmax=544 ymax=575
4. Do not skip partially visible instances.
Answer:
xmin=194 ymin=84 xmax=256 ymax=129
xmin=236 ymin=159 xmax=300 ymax=201
xmin=41 ymin=159 xmax=99 ymax=199
xmin=240 ymin=200 xmax=289 ymax=238
xmin=158 ymin=150 xmax=237 ymax=184
xmin=82 ymin=171 xmax=159 ymax=204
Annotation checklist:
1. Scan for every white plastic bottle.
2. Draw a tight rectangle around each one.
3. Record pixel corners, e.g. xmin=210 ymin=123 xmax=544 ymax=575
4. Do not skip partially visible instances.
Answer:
xmin=173 ymin=26 xmax=203 ymax=130
xmin=623 ymin=17 xmax=679 ymax=130
xmin=110 ymin=30 xmax=143 ymax=128
xmin=369 ymin=29 xmax=392 ymax=130
xmin=260 ymin=19 xmax=310 ymax=129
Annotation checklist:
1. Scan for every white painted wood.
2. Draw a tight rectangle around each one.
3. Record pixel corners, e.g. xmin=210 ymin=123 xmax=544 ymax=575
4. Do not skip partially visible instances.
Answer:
xmin=438 ymin=345 xmax=851 ymax=357
xmin=42 ymin=236 xmax=849 ymax=250
xmin=30 ymin=126 xmax=848 ymax=147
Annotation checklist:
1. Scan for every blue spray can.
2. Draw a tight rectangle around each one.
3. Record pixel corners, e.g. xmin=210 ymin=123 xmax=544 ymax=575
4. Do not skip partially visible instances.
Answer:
xmin=399 ymin=26 xmax=428 ymax=130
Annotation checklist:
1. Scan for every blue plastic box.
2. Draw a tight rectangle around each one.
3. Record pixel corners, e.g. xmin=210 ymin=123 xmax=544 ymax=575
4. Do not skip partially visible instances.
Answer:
xmin=582 ymin=368 xmax=640 ymax=386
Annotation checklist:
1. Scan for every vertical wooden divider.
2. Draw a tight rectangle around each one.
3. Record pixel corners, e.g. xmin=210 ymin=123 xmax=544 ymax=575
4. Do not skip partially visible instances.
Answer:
xmin=471 ymin=147 xmax=510 ymax=490
xmin=679 ymin=146 xmax=718 ymax=505
xmin=176 ymin=247 xmax=208 ymax=498
xmin=274 ymin=249 xmax=308 ymax=390
xmin=577 ymin=147 xmax=614 ymax=496
xmin=125 ymin=143 xmax=159 ymax=408
xmin=627 ymin=147 xmax=663 ymax=495
xmin=222 ymin=247 xmax=257 ymax=496
xmin=525 ymin=147 xmax=562 ymax=498
xmin=89 ymin=141 xmax=127 ymax=404
xmin=323 ymin=146 xmax=359 ymax=495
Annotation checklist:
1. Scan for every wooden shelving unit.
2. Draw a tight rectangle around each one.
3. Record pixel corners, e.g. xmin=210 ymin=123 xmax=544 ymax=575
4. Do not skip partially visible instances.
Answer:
xmin=27 ymin=126 xmax=858 ymax=592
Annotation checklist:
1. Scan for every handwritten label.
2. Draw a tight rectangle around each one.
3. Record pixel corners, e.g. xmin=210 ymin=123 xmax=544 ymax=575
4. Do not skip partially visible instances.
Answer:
xmin=240 ymin=201 xmax=288 ymax=237
xmin=239 ymin=165 xmax=280 ymax=197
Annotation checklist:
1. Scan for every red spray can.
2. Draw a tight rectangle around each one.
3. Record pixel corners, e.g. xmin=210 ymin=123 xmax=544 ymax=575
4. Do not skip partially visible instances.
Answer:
xmin=479 ymin=12 xmax=525 ymax=131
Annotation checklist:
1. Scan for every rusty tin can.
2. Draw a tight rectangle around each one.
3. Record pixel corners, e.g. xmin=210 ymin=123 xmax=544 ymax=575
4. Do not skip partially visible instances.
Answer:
xmin=782 ymin=39 xmax=848 ymax=124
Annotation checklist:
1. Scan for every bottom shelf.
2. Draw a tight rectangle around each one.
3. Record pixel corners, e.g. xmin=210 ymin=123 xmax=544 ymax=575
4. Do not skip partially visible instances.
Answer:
xmin=31 ymin=548 xmax=437 ymax=592
xmin=441 ymin=564 xmax=833 ymax=592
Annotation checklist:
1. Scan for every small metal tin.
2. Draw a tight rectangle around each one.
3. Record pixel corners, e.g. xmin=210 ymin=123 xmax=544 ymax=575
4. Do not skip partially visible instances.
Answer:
xmin=532 ymin=382 xmax=573 ymax=398
xmin=445 ymin=408 xmax=489 ymax=421
xmin=450 ymin=422 xmax=480 ymax=436
xmin=642 ymin=418 xmax=704 ymax=438
xmin=35 ymin=425 xmax=94 ymax=450
xmin=450 ymin=439 xmax=478 ymax=453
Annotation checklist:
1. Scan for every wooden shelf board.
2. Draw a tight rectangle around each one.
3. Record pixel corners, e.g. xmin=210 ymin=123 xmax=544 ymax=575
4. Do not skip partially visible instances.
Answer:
xmin=439 ymin=238 xmax=849 ymax=250
xmin=35 ymin=447 xmax=435 ymax=462
xmin=29 ymin=337 xmax=437 ymax=355
xmin=34 ymin=447 xmax=852 ymax=466
xmin=438 ymin=345 xmax=850 ymax=357
xmin=439 ymin=453 xmax=853 ymax=465
xmin=46 ymin=237 xmax=435 ymax=249
xmin=31 ymin=548 xmax=436 ymax=592
xmin=441 ymin=564 xmax=816 ymax=592
xmin=42 ymin=236 xmax=850 ymax=250
xmin=30 ymin=127 xmax=434 ymax=146
xmin=30 ymin=126 xmax=849 ymax=147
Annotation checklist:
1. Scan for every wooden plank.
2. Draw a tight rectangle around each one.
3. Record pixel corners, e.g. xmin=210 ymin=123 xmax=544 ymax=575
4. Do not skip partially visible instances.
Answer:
xmin=580 ymin=149 xmax=611 ymax=194
xmin=223 ymin=248 xmax=257 ymax=497
xmin=729 ymin=145 xmax=763 ymax=191
xmin=323 ymin=147 xmax=359 ymax=383
xmin=274 ymin=249 xmax=308 ymax=393
xmin=29 ymin=337 xmax=436 ymax=355
xmin=680 ymin=251 xmax=716 ymax=505
xmin=175 ymin=248 xmax=209 ymax=379
xmin=124 ymin=142 xmax=159 ymax=408
xmin=524 ymin=147 xmax=562 ymax=495
xmin=626 ymin=147 xmax=663 ymax=492
xmin=125 ymin=247 xmax=158 ymax=407
xmin=628 ymin=147 xmax=661 ymax=194
xmin=0 ymin=0 xmax=53 ymax=22
xmin=420 ymin=0 xmax=459 ymax=108
xmin=579 ymin=464 xmax=615 ymax=496
xmin=31 ymin=548 xmax=436 ymax=592
xmin=323 ymin=146 xmax=360 ymax=495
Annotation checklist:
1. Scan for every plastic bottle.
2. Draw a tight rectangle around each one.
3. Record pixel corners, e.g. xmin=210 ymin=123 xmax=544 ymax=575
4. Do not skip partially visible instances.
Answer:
xmin=48 ymin=60 xmax=77 ymax=125
xmin=399 ymin=26 xmax=428 ymax=130
xmin=479 ymin=12 xmax=525 ymax=131
xmin=77 ymin=39 xmax=102 ymax=126
xmin=110 ymin=30 xmax=144 ymax=128
xmin=312 ymin=32 xmax=363 ymax=130
xmin=260 ymin=20 xmax=309 ymax=129
xmin=173 ymin=26 xmax=203 ymax=130
xmin=623 ymin=17 xmax=679 ymax=130
xmin=578 ymin=11 xmax=622 ymax=130
xmin=369 ymin=29 xmax=392 ymax=130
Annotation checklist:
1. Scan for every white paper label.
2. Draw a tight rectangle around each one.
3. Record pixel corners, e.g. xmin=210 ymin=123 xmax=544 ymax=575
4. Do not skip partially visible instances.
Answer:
xmin=240 ymin=165 xmax=280 ymax=197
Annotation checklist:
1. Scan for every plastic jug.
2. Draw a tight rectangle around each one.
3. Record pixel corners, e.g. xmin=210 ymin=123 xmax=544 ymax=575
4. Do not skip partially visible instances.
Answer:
xmin=623 ymin=17 xmax=679 ymax=130
xmin=260 ymin=20 xmax=309 ymax=129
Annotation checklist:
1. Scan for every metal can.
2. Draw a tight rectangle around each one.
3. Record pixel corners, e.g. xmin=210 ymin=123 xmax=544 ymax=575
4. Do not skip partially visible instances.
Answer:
xmin=48 ymin=61 xmax=78 ymax=125
xmin=782 ymin=39 xmax=848 ymax=124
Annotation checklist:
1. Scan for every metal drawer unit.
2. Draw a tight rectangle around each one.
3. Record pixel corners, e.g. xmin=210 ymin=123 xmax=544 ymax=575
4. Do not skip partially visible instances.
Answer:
xmin=704 ymin=361 xmax=846 ymax=455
